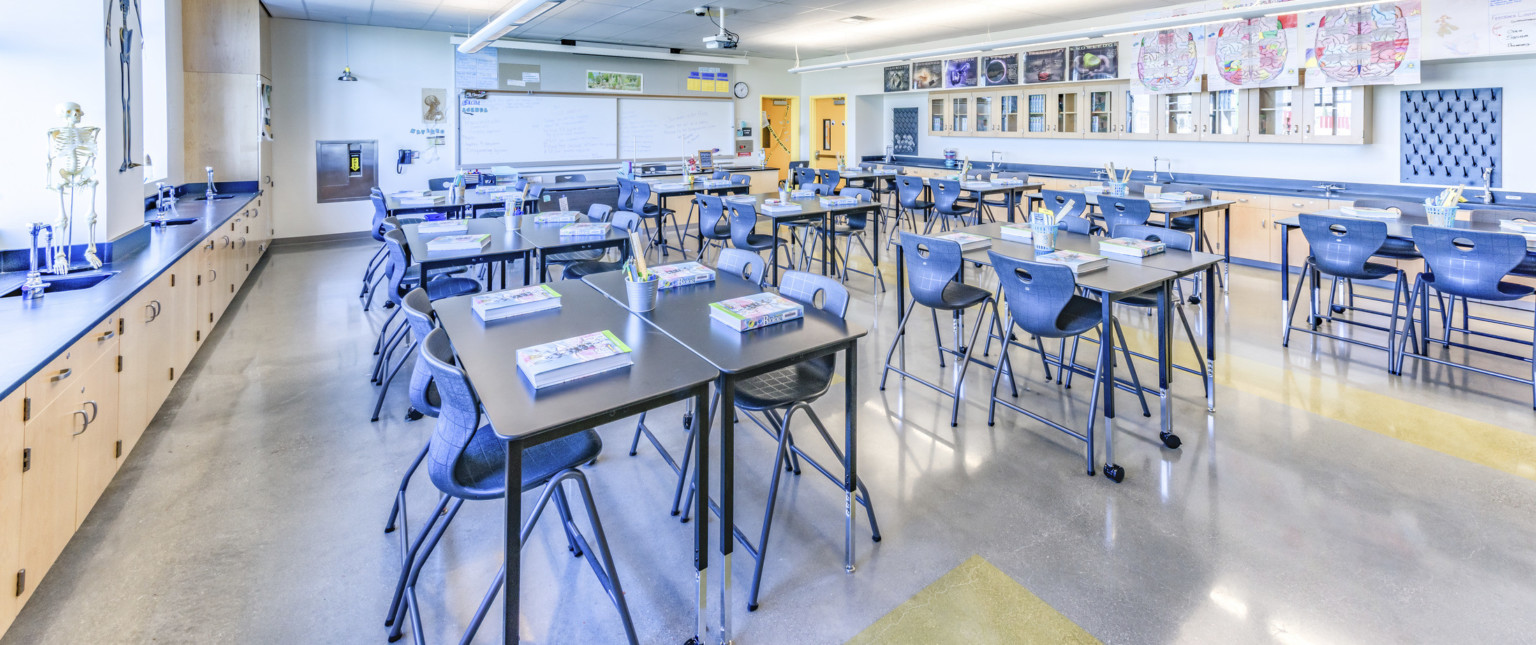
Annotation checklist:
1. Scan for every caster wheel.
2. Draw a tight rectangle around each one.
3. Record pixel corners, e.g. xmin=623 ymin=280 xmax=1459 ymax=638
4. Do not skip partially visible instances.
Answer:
xmin=1160 ymin=432 xmax=1182 ymax=449
xmin=404 ymin=408 xmax=423 ymax=422
xmin=1188 ymin=295 xmax=1201 ymax=305
xmin=1102 ymin=463 xmax=1125 ymax=483
xmin=1331 ymin=304 xmax=1347 ymax=314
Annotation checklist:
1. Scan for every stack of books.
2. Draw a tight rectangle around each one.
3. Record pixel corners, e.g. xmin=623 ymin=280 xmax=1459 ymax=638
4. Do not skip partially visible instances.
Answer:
xmin=998 ymin=223 xmax=1033 ymax=243
xmin=819 ymin=195 xmax=859 ymax=208
xmin=724 ymin=194 xmax=758 ymax=204
xmin=710 ymin=292 xmax=805 ymax=332
xmin=1035 ymin=249 xmax=1109 ymax=274
xmin=516 ymin=330 xmax=634 ymax=388
xmin=1155 ymin=192 xmax=1202 ymax=202
xmin=1339 ymin=206 xmax=1401 ymax=219
xmin=1497 ymin=219 xmax=1536 ymax=234
xmin=533 ymin=211 xmax=581 ymax=224
xmin=417 ymin=220 xmax=468 ymax=235
xmin=654 ymin=182 xmax=691 ymax=191
xmin=472 ymin=285 xmax=562 ymax=321
xmin=398 ymin=194 xmax=445 ymax=207
xmin=1081 ymin=186 xmax=1107 ymax=195
xmin=995 ymin=177 xmax=1025 ymax=186
xmin=425 ymin=233 xmax=491 ymax=254
xmin=559 ymin=222 xmax=610 ymax=237
xmin=789 ymin=189 xmax=817 ymax=199
xmin=760 ymin=199 xmax=804 ymax=214
xmin=651 ymin=262 xmax=717 ymax=289
xmin=961 ymin=181 xmax=994 ymax=190
xmin=700 ymin=179 xmax=733 ymax=188
xmin=1098 ymin=237 xmax=1166 ymax=258
xmin=934 ymin=231 xmax=992 ymax=251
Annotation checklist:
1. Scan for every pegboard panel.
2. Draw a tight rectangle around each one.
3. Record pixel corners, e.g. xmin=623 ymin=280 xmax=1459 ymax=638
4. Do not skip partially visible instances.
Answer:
xmin=892 ymin=107 xmax=918 ymax=155
xmin=1400 ymin=88 xmax=1501 ymax=187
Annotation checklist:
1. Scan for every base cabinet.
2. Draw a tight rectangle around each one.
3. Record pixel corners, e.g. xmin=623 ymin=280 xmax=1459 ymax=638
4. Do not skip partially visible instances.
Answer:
xmin=0 ymin=394 xmax=21 ymax=635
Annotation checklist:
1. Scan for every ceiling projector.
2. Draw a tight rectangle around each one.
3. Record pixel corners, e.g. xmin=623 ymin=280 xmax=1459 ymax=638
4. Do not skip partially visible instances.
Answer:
xmin=703 ymin=34 xmax=737 ymax=49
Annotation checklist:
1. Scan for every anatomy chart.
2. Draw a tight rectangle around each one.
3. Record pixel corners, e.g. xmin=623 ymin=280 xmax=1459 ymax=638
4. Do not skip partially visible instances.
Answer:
xmin=1304 ymin=1 xmax=1422 ymax=87
xmin=1206 ymin=15 xmax=1303 ymax=90
xmin=1132 ymin=28 xmax=1203 ymax=93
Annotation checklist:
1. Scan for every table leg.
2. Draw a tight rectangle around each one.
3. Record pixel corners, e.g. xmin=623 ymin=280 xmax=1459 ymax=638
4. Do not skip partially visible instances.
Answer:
xmin=1280 ymin=225 xmax=1291 ymax=337
xmin=539 ymin=252 xmax=549 ymax=284
xmin=522 ymin=251 xmax=530 ymax=286
xmin=895 ymin=243 xmax=906 ymax=328
xmin=1157 ymin=283 xmax=1174 ymax=444
xmin=843 ymin=342 xmax=859 ymax=574
xmin=1222 ymin=206 xmax=1232 ymax=292
xmin=823 ymin=212 xmax=833 ymax=277
xmin=502 ymin=445 xmax=524 ymax=645
xmin=499 ymin=259 xmax=507 ymax=290
xmin=871 ymin=205 xmax=881 ymax=271
xmin=1205 ymin=265 xmax=1217 ymax=413
xmin=771 ymin=219 xmax=781 ymax=286
xmin=691 ymin=388 xmax=711 ymax=645
xmin=1099 ymin=298 xmax=1124 ymax=483
xmin=717 ymin=375 xmax=735 ymax=645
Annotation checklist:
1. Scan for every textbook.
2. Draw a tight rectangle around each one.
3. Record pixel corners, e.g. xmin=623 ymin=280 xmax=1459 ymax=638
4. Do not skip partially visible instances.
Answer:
xmin=416 ymin=220 xmax=467 ymax=235
xmin=961 ymin=181 xmax=999 ymax=191
xmin=1498 ymin=219 xmax=1536 ymax=234
xmin=425 ymin=234 xmax=491 ymax=254
xmin=533 ymin=211 xmax=581 ymax=223
xmin=1339 ymin=206 xmax=1401 ymax=219
xmin=398 ymin=195 xmax=445 ymax=207
xmin=994 ymin=177 xmax=1025 ymax=186
xmin=819 ymin=196 xmax=859 ymax=208
xmin=472 ymin=285 xmax=561 ymax=322
xmin=759 ymin=199 xmax=804 ymax=214
xmin=934 ymin=231 xmax=992 ymax=251
xmin=651 ymin=262 xmax=717 ymax=289
xmin=699 ymin=179 xmax=733 ymax=188
xmin=723 ymin=194 xmax=758 ymax=204
xmin=998 ymin=223 xmax=1033 ymax=242
xmin=653 ymin=182 xmax=691 ymax=191
xmin=709 ymin=292 xmax=804 ymax=332
xmin=1098 ymin=237 xmax=1166 ymax=258
xmin=1035 ymin=249 xmax=1109 ymax=274
xmin=1154 ymin=192 xmax=1202 ymax=202
xmin=559 ymin=222 xmax=611 ymax=237
xmin=789 ymin=189 xmax=817 ymax=199
xmin=516 ymin=330 xmax=633 ymax=389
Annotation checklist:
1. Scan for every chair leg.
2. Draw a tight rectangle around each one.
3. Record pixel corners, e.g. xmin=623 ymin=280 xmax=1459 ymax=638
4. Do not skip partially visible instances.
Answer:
xmin=1387 ymin=270 xmax=1405 ymax=375
xmin=930 ymin=308 xmax=948 ymax=368
xmin=384 ymin=441 xmax=430 ymax=535
xmin=552 ymin=484 xmax=587 ymax=558
xmin=746 ymin=410 xmax=795 ymax=611
xmin=948 ymin=300 xmax=994 ymax=426
xmin=880 ymin=301 xmax=920 ymax=391
xmin=988 ymin=328 xmax=1012 ymax=426
xmin=1282 ymin=262 xmax=1310 ymax=347
xmin=387 ymin=496 xmax=463 ymax=637
xmin=371 ymin=341 xmax=416 ymax=422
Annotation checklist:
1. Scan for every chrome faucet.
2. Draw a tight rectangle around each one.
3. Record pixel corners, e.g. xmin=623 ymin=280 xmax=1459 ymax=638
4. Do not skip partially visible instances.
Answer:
xmin=155 ymin=182 xmax=177 ymax=219
xmin=205 ymin=166 xmax=218 ymax=199
xmin=1150 ymin=156 xmax=1175 ymax=183
xmin=23 ymin=223 xmax=52 ymax=299
xmin=1313 ymin=183 xmax=1345 ymax=198
xmin=1481 ymin=166 xmax=1495 ymax=204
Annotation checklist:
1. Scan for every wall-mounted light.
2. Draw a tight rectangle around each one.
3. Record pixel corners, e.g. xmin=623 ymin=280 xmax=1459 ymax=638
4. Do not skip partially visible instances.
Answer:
xmin=338 ymin=25 xmax=358 ymax=81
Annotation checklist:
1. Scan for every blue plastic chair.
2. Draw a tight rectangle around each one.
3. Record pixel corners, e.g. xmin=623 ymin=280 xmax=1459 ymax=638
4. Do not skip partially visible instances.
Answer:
xmin=427 ymin=177 xmax=454 ymax=191
xmin=1036 ymin=189 xmax=1096 ymax=235
xmin=927 ymin=179 xmax=975 ymax=233
xmin=715 ymin=247 xmax=767 ymax=286
xmin=380 ymin=289 xmax=440 ymax=564
xmin=880 ymin=233 xmax=1007 ymax=426
xmin=817 ymin=168 xmax=841 ymax=189
xmin=803 ymin=189 xmax=884 ymax=292
xmin=727 ymin=201 xmax=790 ymax=277
xmin=978 ymin=171 xmax=1028 ymax=219
xmin=799 ymin=182 xmax=833 ymax=196
xmin=629 ymin=180 xmax=678 ymax=255
xmin=387 ymin=328 xmax=637 ymax=644
xmin=1098 ymin=197 xmax=1153 ymax=237
xmin=792 ymin=166 xmax=817 ymax=188
xmin=1398 ymin=226 xmax=1535 ymax=405
xmin=562 ymin=211 xmax=641 ymax=279
xmin=1283 ymin=214 xmax=1412 ymax=370
xmin=711 ymin=169 xmax=730 ymax=180
xmin=693 ymin=194 xmax=733 ymax=261
xmin=615 ymin=177 xmax=634 ymax=212
xmin=892 ymin=176 xmax=932 ymax=247
xmin=545 ymin=204 xmax=617 ymax=274
xmin=370 ymin=228 xmax=480 ymax=389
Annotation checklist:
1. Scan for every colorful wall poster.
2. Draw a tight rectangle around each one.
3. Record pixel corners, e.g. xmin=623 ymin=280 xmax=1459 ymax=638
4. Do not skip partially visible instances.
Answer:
xmin=1491 ymin=0 xmax=1536 ymax=52
xmin=982 ymin=54 xmax=1019 ymax=86
xmin=911 ymin=60 xmax=943 ymax=89
xmin=1024 ymin=48 xmax=1067 ymax=83
xmin=588 ymin=70 xmax=643 ymax=93
xmin=1132 ymin=28 xmax=1203 ymax=93
xmin=1304 ymin=1 xmax=1421 ymax=86
xmin=715 ymin=72 xmax=730 ymax=93
xmin=1069 ymin=42 xmax=1120 ymax=80
xmin=1206 ymin=16 xmax=1302 ymax=90
xmin=943 ymin=57 xmax=979 ymax=88
xmin=884 ymin=64 xmax=911 ymax=92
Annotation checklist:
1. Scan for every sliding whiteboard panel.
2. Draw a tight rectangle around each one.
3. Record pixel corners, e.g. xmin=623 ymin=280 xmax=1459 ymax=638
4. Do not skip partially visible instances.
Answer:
xmin=459 ymin=93 xmax=618 ymax=165
xmin=618 ymin=98 xmax=735 ymax=160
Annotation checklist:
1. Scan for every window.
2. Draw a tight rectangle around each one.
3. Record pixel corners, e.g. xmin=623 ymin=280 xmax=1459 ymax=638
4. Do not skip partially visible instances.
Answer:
xmin=142 ymin=0 xmax=169 ymax=185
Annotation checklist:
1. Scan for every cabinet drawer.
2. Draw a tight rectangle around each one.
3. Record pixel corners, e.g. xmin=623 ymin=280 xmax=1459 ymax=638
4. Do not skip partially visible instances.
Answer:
xmin=1272 ymin=196 xmax=1331 ymax=214
xmin=1215 ymin=191 xmax=1271 ymax=209
xmin=25 ymin=316 xmax=118 ymax=414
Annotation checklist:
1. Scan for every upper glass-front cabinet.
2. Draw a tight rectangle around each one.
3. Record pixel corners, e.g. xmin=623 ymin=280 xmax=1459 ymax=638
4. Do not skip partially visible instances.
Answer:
xmin=1205 ymin=89 xmax=1245 ymax=141
xmin=929 ymin=96 xmax=947 ymax=135
xmin=973 ymin=93 xmax=994 ymax=136
xmin=996 ymin=93 xmax=1020 ymax=136
xmin=1250 ymin=87 xmax=1300 ymax=142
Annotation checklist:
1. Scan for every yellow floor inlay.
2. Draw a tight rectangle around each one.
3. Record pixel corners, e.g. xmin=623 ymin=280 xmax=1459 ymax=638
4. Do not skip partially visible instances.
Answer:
xmin=845 ymin=555 xmax=1100 ymax=645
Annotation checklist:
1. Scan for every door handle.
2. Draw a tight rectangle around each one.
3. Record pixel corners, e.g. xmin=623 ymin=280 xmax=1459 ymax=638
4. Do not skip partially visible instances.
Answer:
xmin=97 ymin=330 xmax=115 ymax=343
xmin=50 ymin=368 xmax=72 ymax=382
xmin=73 ymin=410 xmax=89 ymax=436
xmin=84 ymin=400 xmax=98 ymax=424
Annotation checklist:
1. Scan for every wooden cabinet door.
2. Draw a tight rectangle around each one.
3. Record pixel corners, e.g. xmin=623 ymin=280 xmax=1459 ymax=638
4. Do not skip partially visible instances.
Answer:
xmin=1201 ymin=208 xmax=1225 ymax=255
xmin=1227 ymin=206 xmax=1273 ymax=263
xmin=20 ymin=389 xmax=83 ymax=605
xmin=1049 ymin=86 xmax=1083 ymax=138
xmin=0 ymin=392 xmax=22 ymax=635
xmin=117 ymin=285 xmax=157 ymax=455
xmin=197 ymin=238 xmax=215 ymax=348
xmin=1083 ymin=85 xmax=1119 ymax=138
xmin=73 ymin=351 xmax=119 ymax=527
xmin=928 ymin=95 xmax=947 ymax=136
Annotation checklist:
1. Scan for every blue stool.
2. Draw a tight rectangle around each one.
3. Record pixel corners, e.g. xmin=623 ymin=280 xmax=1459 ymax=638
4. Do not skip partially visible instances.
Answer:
xmin=629 ymin=180 xmax=679 ymax=257
xmin=926 ymin=179 xmax=975 ymax=233
xmin=880 ymin=233 xmax=1010 ymax=426
xmin=808 ymin=188 xmax=885 ymax=292
xmin=1284 ymin=214 xmax=1413 ymax=370
xmin=386 ymin=328 xmax=637 ymax=644
xmin=1038 ymin=189 xmax=1098 ymax=235
xmin=726 ymin=201 xmax=792 ymax=280
xmin=792 ymin=166 xmax=817 ymax=188
xmin=1398 ymin=226 xmax=1535 ymax=407
xmin=892 ymin=176 xmax=931 ymax=249
xmin=380 ymin=289 xmax=441 ymax=573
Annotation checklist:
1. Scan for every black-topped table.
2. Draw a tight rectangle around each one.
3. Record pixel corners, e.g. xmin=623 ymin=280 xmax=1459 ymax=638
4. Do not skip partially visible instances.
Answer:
xmin=727 ymin=193 xmax=884 ymax=285
xmin=401 ymin=218 xmax=536 ymax=289
xmin=1064 ymin=190 xmax=1236 ymax=291
xmin=434 ymin=281 xmax=719 ymax=645
xmin=582 ymin=270 xmax=868 ymax=640
xmin=385 ymin=190 xmax=506 ymax=218
xmin=645 ymin=179 xmax=744 ymax=256
xmin=511 ymin=214 xmax=630 ymax=282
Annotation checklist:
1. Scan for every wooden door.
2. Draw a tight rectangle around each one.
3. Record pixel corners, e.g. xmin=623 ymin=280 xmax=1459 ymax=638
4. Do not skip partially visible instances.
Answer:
xmin=811 ymin=96 xmax=846 ymax=170
xmin=21 ymin=389 xmax=83 ymax=604
xmin=73 ymin=351 xmax=119 ymax=526
xmin=760 ymin=97 xmax=794 ymax=183
xmin=0 ymin=392 xmax=22 ymax=634
xmin=118 ymin=284 xmax=158 ymax=454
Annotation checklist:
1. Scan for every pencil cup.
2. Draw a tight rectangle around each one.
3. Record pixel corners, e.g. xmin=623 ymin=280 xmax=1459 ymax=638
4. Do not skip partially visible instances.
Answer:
xmin=1426 ymin=204 xmax=1459 ymax=227
xmin=625 ymin=277 xmax=659 ymax=312
xmin=1107 ymin=181 xmax=1129 ymax=198
xmin=1029 ymin=212 xmax=1057 ymax=252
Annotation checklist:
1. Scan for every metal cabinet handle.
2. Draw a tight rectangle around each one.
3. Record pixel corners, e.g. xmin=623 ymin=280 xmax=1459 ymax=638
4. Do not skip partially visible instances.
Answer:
xmin=210 ymin=269 xmax=218 ymax=281
xmin=205 ymin=241 xmax=214 ymax=250
xmin=239 ymin=238 xmax=247 ymax=248
xmin=146 ymin=300 xmax=161 ymax=322
xmin=84 ymin=400 xmax=98 ymax=424
xmin=50 ymin=368 xmax=72 ymax=382
xmin=1291 ymin=202 xmax=1303 ymax=208
xmin=73 ymin=410 xmax=89 ymax=436
xmin=97 ymin=330 xmax=115 ymax=343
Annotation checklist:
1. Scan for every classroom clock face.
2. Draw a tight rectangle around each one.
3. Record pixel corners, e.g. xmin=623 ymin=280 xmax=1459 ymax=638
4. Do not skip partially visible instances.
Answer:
xmin=733 ymin=82 xmax=749 ymax=98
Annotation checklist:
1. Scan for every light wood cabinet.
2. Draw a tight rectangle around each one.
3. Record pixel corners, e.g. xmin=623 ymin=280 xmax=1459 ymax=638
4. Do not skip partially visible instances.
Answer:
xmin=971 ymin=92 xmax=995 ymax=136
xmin=1205 ymin=89 xmax=1246 ymax=142
xmin=995 ymin=92 xmax=1020 ymax=136
xmin=0 ymin=393 xmax=21 ymax=635
xmin=1302 ymin=85 xmax=1371 ymax=144
xmin=73 ymin=350 xmax=119 ymax=527
xmin=1083 ymin=85 xmax=1120 ymax=138
xmin=948 ymin=93 xmax=974 ymax=135
xmin=1121 ymin=90 xmax=1159 ymax=140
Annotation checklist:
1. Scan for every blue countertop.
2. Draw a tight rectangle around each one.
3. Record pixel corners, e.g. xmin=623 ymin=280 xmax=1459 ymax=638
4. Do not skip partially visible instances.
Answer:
xmin=0 ymin=192 xmax=259 ymax=400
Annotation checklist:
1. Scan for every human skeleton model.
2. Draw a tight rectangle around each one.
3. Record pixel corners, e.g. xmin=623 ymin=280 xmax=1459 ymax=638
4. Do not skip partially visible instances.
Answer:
xmin=111 ymin=0 xmax=143 ymax=171
xmin=46 ymin=102 xmax=103 ymax=273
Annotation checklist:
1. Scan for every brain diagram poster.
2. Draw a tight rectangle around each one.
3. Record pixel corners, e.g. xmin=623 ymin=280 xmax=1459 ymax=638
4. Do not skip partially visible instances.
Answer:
xmin=1304 ymin=1 xmax=1422 ymax=87
xmin=1132 ymin=28 xmax=1203 ymax=93
xmin=1205 ymin=16 xmax=1304 ymax=90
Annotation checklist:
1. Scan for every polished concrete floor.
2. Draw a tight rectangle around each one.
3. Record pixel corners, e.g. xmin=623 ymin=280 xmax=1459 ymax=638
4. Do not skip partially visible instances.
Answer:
xmin=6 ymin=230 xmax=1536 ymax=644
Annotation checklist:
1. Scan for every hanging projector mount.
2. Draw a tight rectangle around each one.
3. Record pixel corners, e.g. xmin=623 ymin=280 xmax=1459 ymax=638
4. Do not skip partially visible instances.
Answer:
xmin=694 ymin=6 xmax=738 ymax=49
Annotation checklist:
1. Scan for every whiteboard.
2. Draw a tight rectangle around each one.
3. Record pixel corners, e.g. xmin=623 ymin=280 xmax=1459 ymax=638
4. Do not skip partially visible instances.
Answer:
xmin=458 ymin=93 xmax=618 ymax=165
xmin=618 ymin=98 xmax=735 ymax=160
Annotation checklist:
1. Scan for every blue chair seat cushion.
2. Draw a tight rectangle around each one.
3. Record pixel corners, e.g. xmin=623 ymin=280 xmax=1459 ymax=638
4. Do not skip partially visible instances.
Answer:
xmin=1309 ymin=257 xmax=1395 ymax=281
xmin=1422 ymin=273 xmax=1535 ymax=301
xmin=732 ymin=356 xmax=835 ymax=410
xmin=930 ymin=282 xmax=991 ymax=311
xmin=423 ymin=276 xmax=481 ymax=300
xmin=1516 ymin=254 xmax=1536 ymax=277
xmin=1117 ymin=288 xmax=1163 ymax=309
xmin=1372 ymin=237 xmax=1421 ymax=260
xmin=907 ymin=200 xmax=934 ymax=210
xmin=450 ymin=427 xmax=603 ymax=500
xmin=941 ymin=205 xmax=975 ymax=216
xmin=637 ymin=204 xmax=672 ymax=217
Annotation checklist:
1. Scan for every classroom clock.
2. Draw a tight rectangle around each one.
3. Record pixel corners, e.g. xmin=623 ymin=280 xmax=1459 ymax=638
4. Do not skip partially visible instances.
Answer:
xmin=733 ymin=82 xmax=749 ymax=98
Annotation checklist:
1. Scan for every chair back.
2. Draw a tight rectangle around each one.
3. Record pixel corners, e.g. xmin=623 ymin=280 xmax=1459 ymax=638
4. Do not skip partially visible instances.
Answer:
xmin=420 ymin=328 xmax=505 ymax=500
xmin=401 ymin=288 xmax=440 ymax=418
xmin=779 ymin=270 xmax=849 ymax=318
xmin=716 ymin=248 xmax=767 ymax=286
xmin=1411 ymin=225 xmax=1532 ymax=300
xmin=841 ymin=188 xmax=874 ymax=203
xmin=1297 ymin=213 xmax=1389 ymax=279
xmin=1100 ymin=197 xmax=1152 ymax=235
xmin=801 ymin=182 xmax=832 ymax=196
xmin=1112 ymin=224 xmax=1194 ymax=252
xmin=1038 ymin=189 xmax=1086 ymax=219
xmin=727 ymin=202 xmax=762 ymax=250
xmin=615 ymin=178 xmax=634 ymax=211
xmin=696 ymin=194 xmax=730 ymax=240
xmin=554 ymin=174 xmax=586 ymax=183
xmin=711 ymin=170 xmax=730 ymax=180
xmin=630 ymin=181 xmax=655 ymax=213
xmin=428 ymin=177 xmax=454 ymax=191
xmin=788 ymin=160 xmax=810 ymax=170
xmin=382 ymin=229 xmax=411 ymax=306
xmin=1159 ymin=183 xmax=1213 ymax=200
xmin=965 ymin=171 xmax=989 ymax=182
xmin=793 ymin=167 xmax=817 ymax=187
xmin=587 ymin=203 xmax=614 ymax=222
xmin=1057 ymin=213 xmax=1095 ymax=235
xmin=1353 ymin=198 xmax=1426 ymax=217
xmin=729 ymin=174 xmax=751 ymax=186
xmin=931 ymin=179 xmax=965 ymax=215
xmin=988 ymin=252 xmax=1095 ymax=339
xmin=526 ymin=184 xmax=546 ymax=213
xmin=611 ymin=210 xmax=641 ymax=233
xmin=899 ymin=233 xmax=964 ymax=308
xmin=818 ymin=169 xmax=841 ymax=188
xmin=896 ymin=176 xmax=926 ymax=209
xmin=370 ymin=193 xmax=389 ymax=242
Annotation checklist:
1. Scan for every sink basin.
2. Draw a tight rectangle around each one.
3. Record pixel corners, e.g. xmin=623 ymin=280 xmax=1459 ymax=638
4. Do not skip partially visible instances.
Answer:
xmin=2 ymin=271 xmax=121 ymax=298
xmin=149 ymin=217 xmax=200 ymax=226
xmin=195 ymin=194 xmax=235 ymax=200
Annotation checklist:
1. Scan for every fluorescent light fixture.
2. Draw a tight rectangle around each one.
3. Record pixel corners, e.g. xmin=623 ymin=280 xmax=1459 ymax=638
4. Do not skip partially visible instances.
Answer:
xmin=1265 ymin=0 xmax=1379 ymax=15
xmin=458 ymin=0 xmax=563 ymax=54
xmin=788 ymin=0 xmax=1380 ymax=73
xmin=449 ymin=35 xmax=752 ymax=65
xmin=839 ymin=15 xmax=875 ymax=24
